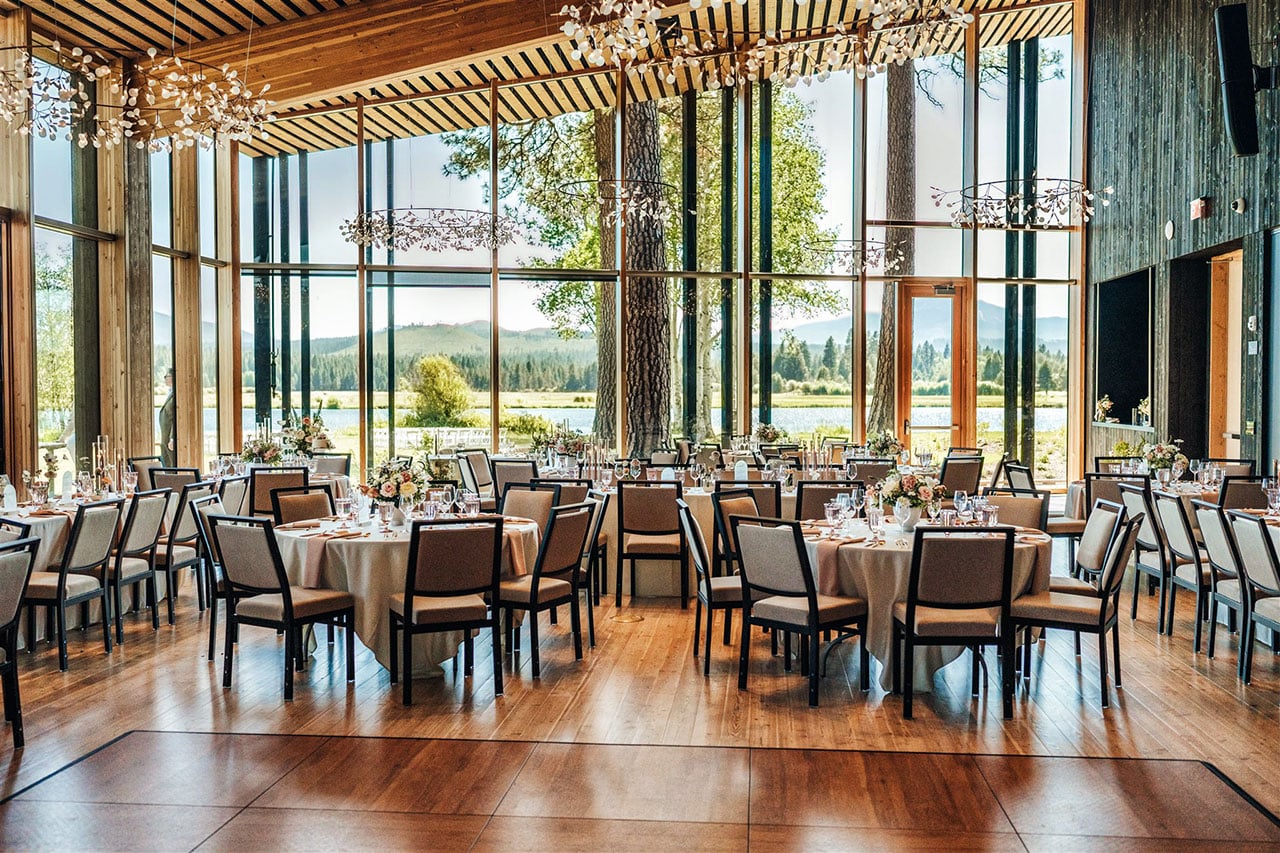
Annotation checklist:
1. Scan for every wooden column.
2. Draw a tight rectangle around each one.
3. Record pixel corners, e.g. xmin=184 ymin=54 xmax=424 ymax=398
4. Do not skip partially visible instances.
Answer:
xmin=97 ymin=71 xmax=128 ymax=454
xmin=217 ymin=143 xmax=242 ymax=454
xmin=123 ymin=136 xmax=154 ymax=456
xmin=0 ymin=9 xmax=36 ymax=482
xmin=172 ymin=147 xmax=203 ymax=469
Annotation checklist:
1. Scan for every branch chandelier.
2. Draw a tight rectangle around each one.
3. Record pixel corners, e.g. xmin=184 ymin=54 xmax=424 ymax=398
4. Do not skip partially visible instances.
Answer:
xmin=930 ymin=178 xmax=1114 ymax=228
xmin=557 ymin=0 xmax=974 ymax=87
xmin=557 ymin=178 xmax=676 ymax=227
xmin=803 ymin=237 xmax=905 ymax=276
xmin=0 ymin=0 xmax=275 ymax=149
xmin=339 ymin=207 xmax=522 ymax=253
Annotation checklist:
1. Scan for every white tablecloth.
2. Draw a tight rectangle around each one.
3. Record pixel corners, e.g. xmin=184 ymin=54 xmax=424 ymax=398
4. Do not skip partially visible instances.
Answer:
xmin=803 ymin=522 xmax=1051 ymax=691
xmin=274 ymin=517 xmax=540 ymax=677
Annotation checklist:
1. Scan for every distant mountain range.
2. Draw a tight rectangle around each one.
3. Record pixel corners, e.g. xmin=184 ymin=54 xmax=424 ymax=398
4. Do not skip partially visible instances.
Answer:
xmin=781 ymin=300 xmax=1068 ymax=352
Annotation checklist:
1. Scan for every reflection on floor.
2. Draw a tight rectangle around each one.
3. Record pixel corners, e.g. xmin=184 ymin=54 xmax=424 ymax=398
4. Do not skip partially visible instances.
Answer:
xmin=2 ymin=731 xmax=1277 ymax=851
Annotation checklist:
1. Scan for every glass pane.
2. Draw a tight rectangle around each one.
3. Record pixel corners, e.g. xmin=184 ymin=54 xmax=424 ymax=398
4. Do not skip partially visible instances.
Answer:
xmin=767 ymin=279 xmax=852 ymax=443
xmin=151 ymin=151 xmax=172 ymax=247
xmin=198 ymin=146 xmax=216 ymax=258
xmin=865 ymin=280 xmax=896 ymax=436
xmin=908 ymin=295 xmax=952 ymax=459
xmin=34 ymin=229 xmax=76 ymax=486
xmin=200 ymin=266 xmax=219 ymax=457
xmin=152 ymin=256 xmax=174 ymax=463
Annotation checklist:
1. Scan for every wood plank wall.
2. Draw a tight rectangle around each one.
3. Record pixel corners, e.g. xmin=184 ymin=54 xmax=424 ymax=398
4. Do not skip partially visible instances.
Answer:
xmin=1087 ymin=0 xmax=1278 ymax=463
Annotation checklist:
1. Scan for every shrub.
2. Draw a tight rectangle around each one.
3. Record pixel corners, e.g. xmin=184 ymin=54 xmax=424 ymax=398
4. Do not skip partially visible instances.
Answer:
xmin=405 ymin=355 xmax=473 ymax=427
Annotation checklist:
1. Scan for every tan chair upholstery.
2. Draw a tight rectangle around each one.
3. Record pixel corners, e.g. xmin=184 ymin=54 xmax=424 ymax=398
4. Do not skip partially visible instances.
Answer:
xmin=456 ymin=448 xmax=494 ymax=498
xmin=981 ymin=490 xmax=1049 ymax=531
xmin=650 ymin=450 xmax=679 ymax=466
xmin=110 ymin=489 xmax=170 ymax=643
xmin=1085 ymin=472 xmax=1149 ymax=513
xmin=616 ymin=481 xmax=688 ymax=609
xmin=1194 ymin=499 xmax=1248 ymax=674
xmin=1156 ymin=491 xmax=1211 ymax=651
xmin=716 ymin=480 xmax=782 ymax=518
xmin=219 ymin=476 xmax=249 ymax=515
xmin=502 ymin=486 xmax=557 ymax=535
xmin=733 ymin=518 xmax=868 ymax=706
xmin=248 ymin=468 xmax=308 ymax=517
xmin=939 ymin=456 xmax=984 ymax=497
xmin=190 ymin=494 xmax=227 ymax=660
xmin=272 ymin=487 xmax=335 ymax=525
xmin=893 ymin=528 xmax=1015 ymax=719
xmin=0 ymin=538 xmax=39 ymax=748
xmin=151 ymin=468 xmax=199 ymax=493
xmin=156 ymin=482 xmax=215 ymax=626
xmin=493 ymin=460 xmax=539 ymax=498
xmin=312 ymin=453 xmax=351 ymax=476
xmin=1075 ymin=500 xmax=1124 ymax=579
xmin=1117 ymin=481 xmax=1170 ymax=631
xmin=210 ymin=516 xmax=355 ymax=701
xmin=680 ymin=499 xmax=746 ymax=676
xmin=390 ymin=518 xmax=504 ymax=703
xmin=794 ymin=480 xmax=862 ymax=522
xmin=845 ymin=458 xmax=895 ymax=485
xmin=1219 ymin=476 xmax=1267 ymax=510
xmin=128 ymin=457 xmax=163 ymax=491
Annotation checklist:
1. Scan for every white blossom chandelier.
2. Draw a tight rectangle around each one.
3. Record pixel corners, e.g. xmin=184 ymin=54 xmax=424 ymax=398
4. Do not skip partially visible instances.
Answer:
xmin=930 ymin=178 xmax=1114 ymax=229
xmin=0 ymin=41 xmax=113 ymax=143
xmin=340 ymin=207 xmax=521 ymax=252
xmin=126 ymin=49 xmax=275 ymax=150
xmin=557 ymin=178 xmax=675 ymax=226
xmin=558 ymin=0 xmax=974 ymax=87
xmin=804 ymin=237 xmax=905 ymax=275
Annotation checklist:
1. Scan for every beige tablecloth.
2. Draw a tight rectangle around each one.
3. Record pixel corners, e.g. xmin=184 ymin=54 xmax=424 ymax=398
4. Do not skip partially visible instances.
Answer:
xmin=274 ymin=518 xmax=540 ymax=677
xmin=1065 ymin=479 xmax=1216 ymax=521
xmin=803 ymin=523 xmax=1051 ymax=691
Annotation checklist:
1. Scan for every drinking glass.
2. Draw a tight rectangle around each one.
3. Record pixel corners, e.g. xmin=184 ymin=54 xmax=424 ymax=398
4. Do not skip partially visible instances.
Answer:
xmin=441 ymin=485 xmax=456 ymax=514
xmin=600 ymin=468 xmax=614 ymax=490
xmin=927 ymin=498 xmax=942 ymax=523
xmin=866 ymin=506 xmax=884 ymax=543
xmin=1268 ymin=488 xmax=1280 ymax=516
xmin=1171 ymin=459 xmax=1187 ymax=482
xmin=122 ymin=470 xmax=138 ymax=494
xmin=465 ymin=495 xmax=481 ymax=517
xmin=457 ymin=489 xmax=473 ymax=514
xmin=894 ymin=497 xmax=911 ymax=528
xmin=953 ymin=490 xmax=969 ymax=517
xmin=335 ymin=496 xmax=352 ymax=519
xmin=850 ymin=487 xmax=865 ymax=520
xmin=1156 ymin=468 xmax=1171 ymax=488
xmin=31 ymin=483 xmax=48 ymax=506
xmin=835 ymin=493 xmax=851 ymax=515
xmin=629 ymin=459 xmax=642 ymax=480
xmin=646 ymin=468 xmax=658 ymax=482
xmin=955 ymin=493 xmax=973 ymax=523
xmin=824 ymin=501 xmax=840 ymax=527
xmin=845 ymin=460 xmax=858 ymax=481
xmin=423 ymin=500 xmax=439 ymax=521
xmin=1189 ymin=458 xmax=1203 ymax=480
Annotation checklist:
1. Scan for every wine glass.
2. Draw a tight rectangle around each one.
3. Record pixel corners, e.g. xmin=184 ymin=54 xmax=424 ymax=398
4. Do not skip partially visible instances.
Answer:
xmin=1171 ymin=459 xmax=1187 ymax=482
xmin=440 ymin=484 xmax=456 ymax=515
xmin=1189 ymin=459 xmax=1203 ymax=482
xmin=850 ymin=486 xmax=865 ymax=520
xmin=927 ymin=497 xmax=942 ymax=524
xmin=955 ymin=491 xmax=972 ymax=523
xmin=894 ymin=497 xmax=911 ymax=528
xmin=866 ymin=506 xmax=884 ymax=544
xmin=600 ymin=467 xmax=614 ymax=490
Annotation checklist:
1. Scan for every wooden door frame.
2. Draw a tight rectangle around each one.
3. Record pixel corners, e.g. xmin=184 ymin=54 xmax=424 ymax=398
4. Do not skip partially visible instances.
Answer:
xmin=895 ymin=280 xmax=977 ymax=452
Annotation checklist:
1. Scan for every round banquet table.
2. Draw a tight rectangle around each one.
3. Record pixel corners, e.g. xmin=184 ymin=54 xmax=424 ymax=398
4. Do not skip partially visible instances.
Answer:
xmin=801 ymin=521 xmax=1053 ymax=691
xmin=1065 ymin=479 xmax=1216 ymax=521
xmin=274 ymin=515 xmax=540 ymax=677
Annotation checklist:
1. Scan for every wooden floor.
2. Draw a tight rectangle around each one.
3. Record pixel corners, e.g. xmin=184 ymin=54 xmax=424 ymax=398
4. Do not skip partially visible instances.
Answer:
xmin=5 ymin=555 xmax=1280 ymax=848
xmin=3 ymin=730 xmax=1278 ymax=850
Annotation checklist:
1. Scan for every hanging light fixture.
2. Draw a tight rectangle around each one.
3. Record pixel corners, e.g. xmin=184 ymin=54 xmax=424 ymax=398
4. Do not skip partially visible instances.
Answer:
xmin=803 ymin=237 xmax=905 ymax=275
xmin=556 ymin=177 xmax=675 ymax=226
xmin=930 ymin=177 xmax=1114 ymax=229
xmin=0 ymin=40 xmax=115 ymax=143
xmin=340 ymin=207 xmax=521 ymax=252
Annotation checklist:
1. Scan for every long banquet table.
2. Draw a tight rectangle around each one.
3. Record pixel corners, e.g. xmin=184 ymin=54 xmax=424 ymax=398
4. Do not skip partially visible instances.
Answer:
xmin=274 ymin=515 xmax=540 ymax=677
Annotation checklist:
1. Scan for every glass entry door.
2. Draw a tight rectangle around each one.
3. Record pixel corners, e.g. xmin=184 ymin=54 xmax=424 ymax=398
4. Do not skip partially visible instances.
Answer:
xmin=896 ymin=282 xmax=975 ymax=457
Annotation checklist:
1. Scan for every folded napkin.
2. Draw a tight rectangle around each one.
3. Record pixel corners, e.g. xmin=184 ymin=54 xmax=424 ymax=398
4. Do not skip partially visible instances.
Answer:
xmin=503 ymin=516 xmax=536 ymax=525
xmin=1238 ymin=508 xmax=1269 ymax=516
xmin=28 ymin=508 xmax=68 ymax=518
xmin=278 ymin=519 xmax=322 ymax=530
xmin=813 ymin=537 xmax=863 ymax=596
xmin=300 ymin=530 xmax=365 ymax=587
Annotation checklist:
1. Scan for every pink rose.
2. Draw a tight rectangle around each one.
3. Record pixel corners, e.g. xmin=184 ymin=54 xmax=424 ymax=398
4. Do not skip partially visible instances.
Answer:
xmin=379 ymin=481 xmax=396 ymax=497
xmin=918 ymin=486 xmax=933 ymax=501
xmin=902 ymin=475 xmax=918 ymax=490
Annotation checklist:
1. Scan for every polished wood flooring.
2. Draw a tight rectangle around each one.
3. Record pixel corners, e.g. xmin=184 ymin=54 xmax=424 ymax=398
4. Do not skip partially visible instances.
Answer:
xmin=3 ymin=730 xmax=1278 ymax=850
xmin=5 ymin=554 xmax=1280 ymax=848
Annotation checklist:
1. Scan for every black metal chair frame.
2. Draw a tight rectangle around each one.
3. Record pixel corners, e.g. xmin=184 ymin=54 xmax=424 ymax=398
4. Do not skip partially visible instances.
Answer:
xmin=159 ymin=481 xmax=216 ymax=623
xmin=1193 ymin=498 xmax=1250 ymax=676
xmin=269 ymin=483 xmax=336 ymax=524
xmin=246 ymin=467 xmax=310 ymax=517
xmin=110 ymin=488 xmax=170 ymax=643
xmin=1117 ymin=482 xmax=1171 ymax=633
xmin=615 ymin=480 xmax=689 ymax=609
xmin=0 ymin=538 xmax=39 ymax=748
xmin=680 ymin=499 xmax=744 ymax=677
xmin=1157 ymin=490 xmax=1212 ymax=651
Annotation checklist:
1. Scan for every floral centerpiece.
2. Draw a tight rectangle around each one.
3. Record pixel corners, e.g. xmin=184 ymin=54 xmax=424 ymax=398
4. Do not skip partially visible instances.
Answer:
xmin=532 ymin=426 xmax=588 ymax=456
xmin=1136 ymin=396 xmax=1150 ymax=422
xmin=241 ymin=436 xmax=283 ymax=464
xmin=755 ymin=422 xmax=786 ymax=443
xmin=878 ymin=472 xmax=945 ymax=509
xmin=1095 ymin=394 xmax=1114 ymax=422
xmin=281 ymin=414 xmax=328 ymax=456
xmin=865 ymin=429 xmax=904 ymax=458
xmin=361 ymin=456 xmax=427 ymax=506
xmin=1142 ymin=438 xmax=1187 ymax=471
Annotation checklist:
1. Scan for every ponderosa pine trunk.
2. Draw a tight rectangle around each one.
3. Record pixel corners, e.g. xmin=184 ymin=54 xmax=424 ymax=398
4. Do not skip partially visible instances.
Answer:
xmin=868 ymin=61 xmax=917 ymax=436
xmin=623 ymin=101 xmax=670 ymax=457
xmin=593 ymin=109 xmax=617 ymax=445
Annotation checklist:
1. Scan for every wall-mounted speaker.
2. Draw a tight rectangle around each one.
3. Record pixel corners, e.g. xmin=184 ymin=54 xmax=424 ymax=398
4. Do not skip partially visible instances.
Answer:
xmin=1215 ymin=4 xmax=1260 ymax=157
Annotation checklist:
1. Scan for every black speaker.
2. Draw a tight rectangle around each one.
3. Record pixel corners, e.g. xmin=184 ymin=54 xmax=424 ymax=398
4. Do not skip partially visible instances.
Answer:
xmin=1216 ymin=3 xmax=1260 ymax=157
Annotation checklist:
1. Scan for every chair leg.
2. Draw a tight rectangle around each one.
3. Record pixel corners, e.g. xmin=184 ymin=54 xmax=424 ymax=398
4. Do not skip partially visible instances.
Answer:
xmin=550 ymin=606 xmax=558 ymax=626
xmin=222 ymin=611 xmax=235 ymax=688
xmin=1001 ymin=632 xmax=1015 ymax=720
xmin=783 ymin=631 xmax=792 ymax=672
xmin=891 ymin=625 xmax=901 ymax=695
xmin=858 ymin=624 xmax=870 ymax=691
xmin=970 ymin=644 xmax=980 ymax=696
xmin=680 ymin=548 xmax=689 ymax=610
xmin=570 ymin=596 xmax=583 ymax=661
xmin=630 ymin=558 xmax=638 ymax=600
xmin=1242 ymin=618 xmax=1255 ymax=683
xmin=148 ymin=577 xmax=160 ymax=631
xmin=1131 ymin=571 xmax=1141 ymax=620
xmin=585 ymin=584 xmax=596 ymax=648
xmin=1098 ymin=626 xmax=1109 ymax=708
xmin=615 ymin=553 xmax=624 ymax=609
xmin=345 ymin=613 xmax=355 ymax=682
xmin=208 ymin=588 xmax=219 ymax=661
xmin=491 ymin=619 xmax=504 ymax=696
xmin=25 ymin=605 xmax=35 ymax=653
xmin=114 ymin=581 xmax=125 ymax=645
xmin=6 ymin=666 xmax=23 ymax=749
xmin=693 ymin=596 xmax=702 ymax=659
xmin=1112 ymin=622 xmax=1122 ymax=688
xmin=738 ymin=615 xmax=750 ymax=690
xmin=704 ymin=604 xmax=714 ymax=677
xmin=1192 ymin=591 xmax=1204 ymax=653
xmin=283 ymin=626 xmax=295 ymax=701
xmin=1208 ymin=599 xmax=1219 ymax=659
xmin=56 ymin=602 xmax=68 ymax=671
xmin=529 ymin=608 xmax=541 ymax=678
xmin=1074 ymin=631 xmax=1081 ymax=656
xmin=1166 ymin=585 xmax=1177 ymax=637
xmin=723 ymin=606 xmax=732 ymax=646
xmin=402 ymin=618 xmax=414 ymax=705
xmin=1156 ymin=575 xmax=1168 ymax=634
xmin=1022 ymin=627 xmax=1032 ymax=681
xmin=808 ymin=630 xmax=820 ymax=707
xmin=165 ymin=569 xmax=176 ymax=625
xmin=101 ymin=594 xmax=112 ymax=654
xmin=389 ymin=614 xmax=399 ymax=684
xmin=903 ymin=636 xmax=915 ymax=719
xmin=464 ymin=634 xmax=474 ymax=675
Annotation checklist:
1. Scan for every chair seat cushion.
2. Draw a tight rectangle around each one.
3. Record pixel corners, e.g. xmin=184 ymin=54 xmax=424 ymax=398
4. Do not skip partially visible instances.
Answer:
xmin=24 ymin=571 xmax=101 ymax=601
xmin=480 ymin=497 xmax=498 ymax=512
xmin=236 ymin=587 xmax=354 ymax=621
xmin=1048 ymin=575 xmax=1097 ymax=594
xmin=1215 ymin=578 xmax=1244 ymax=606
xmin=1253 ymin=595 xmax=1280 ymax=625
xmin=1174 ymin=562 xmax=1211 ymax=585
xmin=159 ymin=544 xmax=199 ymax=567
xmin=1012 ymin=590 xmax=1109 ymax=626
xmin=701 ymin=575 xmax=742 ymax=605
xmin=1045 ymin=517 xmax=1087 ymax=535
xmin=622 ymin=533 xmax=682 ymax=554
xmin=498 ymin=576 xmax=572 ymax=605
xmin=753 ymin=593 xmax=866 ymax=629
xmin=113 ymin=556 xmax=153 ymax=580
xmin=893 ymin=601 xmax=1000 ymax=637
xmin=389 ymin=592 xmax=488 ymax=624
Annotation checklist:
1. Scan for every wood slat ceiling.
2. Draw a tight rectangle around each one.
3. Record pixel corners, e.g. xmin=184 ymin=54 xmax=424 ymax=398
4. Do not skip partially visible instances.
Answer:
xmin=21 ymin=0 xmax=1073 ymax=156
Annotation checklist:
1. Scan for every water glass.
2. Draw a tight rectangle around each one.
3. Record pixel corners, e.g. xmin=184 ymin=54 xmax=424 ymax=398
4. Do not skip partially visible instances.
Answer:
xmin=600 ymin=468 xmax=614 ymax=490
xmin=927 ymin=498 xmax=942 ymax=523
xmin=824 ymin=501 xmax=840 ymax=527
xmin=423 ymin=500 xmax=439 ymax=521
xmin=31 ymin=483 xmax=48 ymax=506
xmin=335 ymin=496 xmax=352 ymax=519
xmin=893 ymin=497 xmax=911 ymax=528
xmin=866 ymin=506 xmax=884 ymax=541
xmin=851 ymin=487 xmax=865 ymax=519
xmin=465 ymin=495 xmax=481 ymax=517
xmin=939 ymin=509 xmax=956 ymax=527
xmin=1268 ymin=488 xmax=1280 ymax=516
xmin=1156 ymin=468 xmax=1171 ymax=488
xmin=122 ymin=470 xmax=138 ymax=494
xmin=441 ymin=485 xmax=456 ymax=513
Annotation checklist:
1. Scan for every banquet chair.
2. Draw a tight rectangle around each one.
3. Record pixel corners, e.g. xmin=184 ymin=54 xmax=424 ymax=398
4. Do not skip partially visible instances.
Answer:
xmin=986 ymin=454 xmax=1009 ymax=492
xmin=1194 ymin=499 xmax=1249 ymax=675
xmin=981 ymin=488 xmax=1050 ymax=531
xmin=530 ymin=478 xmax=591 ymax=506
xmin=0 ymin=518 xmax=31 ymax=543
xmin=794 ymin=480 xmax=863 ymax=522
xmin=650 ymin=449 xmax=679 ymax=466
xmin=1229 ymin=511 xmax=1280 ymax=684
xmin=157 ymin=481 xmax=215 ymax=621
xmin=1219 ymin=476 xmax=1268 ymax=510
xmin=492 ymin=459 xmax=539 ymax=498
xmin=947 ymin=446 xmax=983 ymax=456
xmin=500 ymin=483 xmax=560 ymax=534
xmin=693 ymin=445 xmax=725 ymax=470
xmin=1093 ymin=456 xmax=1133 ymax=472
xmin=0 ymin=537 xmax=38 ymax=748
xmin=680 ymin=499 xmax=746 ymax=676
xmin=456 ymin=447 xmax=497 ymax=510
xmin=939 ymin=455 xmax=984 ymax=497
xmin=892 ymin=527 xmax=1015 ymax=719
xmin=616 ymin=480 xmax=688 ymax=609
xmin=210 ymin=516 xmax=355 ymax=701
xmin=218 ymin=475 xmax=249 ymax=515
xmin=109 ymin=489 xmax=169 ymax=643
xmin=498 ymin=502 xmax=595 ymax=678
xmin=247 ymin=467 xmax=309 ymax=517
xmin=151 ymin=467 xmax=200 ymax=493
xmin=1055 ymin=499 xmax=1125 ymax=591
xmin=1118 ymin=482 xmax=1172 ymax=632
xmin=189 ymin=494 xmax=227 ymax=660
xmin=1086 ymin=473 xmax=1149 ymax=519
xmin=1005 ymin=463 xmax=1036 ymax=492
xmin=580 ymin=489 xmax=611 ymax=614
xmin=128 ymin=456 xmax=164 ymax=490
xmin=270 ymin=484 xmax=336 ymax=525
xmin=388 ymin=517 xmax=504 ymax=704
xmin=716 ymin=479 xmax=782 ymax=517
xmin=844 ymin=458 xmax=895 ymax=487
xmin=711 ymin=489 xmax=761 ymax=593
xmin=732 ymin=516 xmax=868 ymax=706
xmin=1012 ymin=516 xmax=1142 ymax=709
xmin=676 ymin=439 xmax=693 ymax=465
xmin=311 ymin=452 xmax=351 ymax=476
xmin=1208 ymin=458 xmax=1256 ymax=478
xmin=1155 ymin=490 xmax=1212 ymax=651
xmin=22 ymin=499 xmax=123 ymax=671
